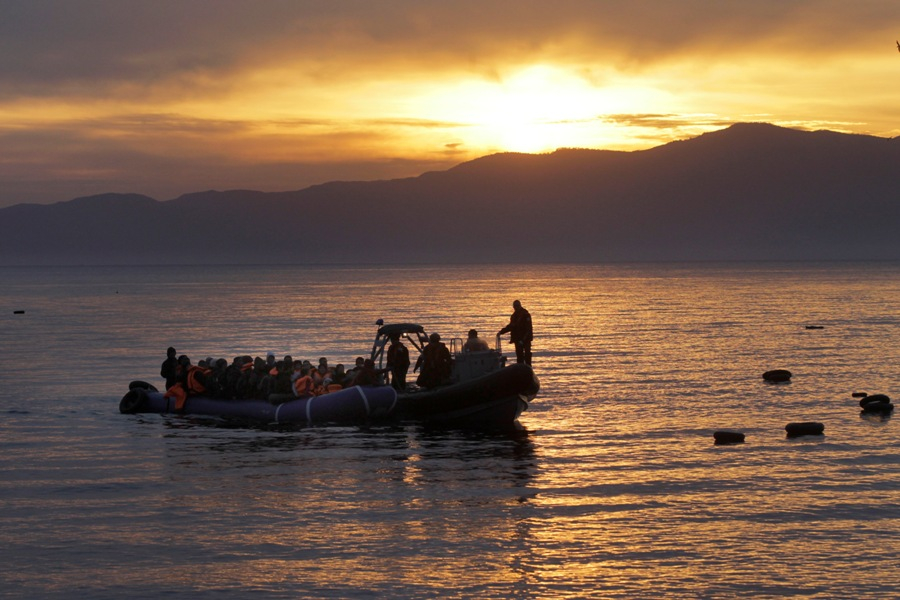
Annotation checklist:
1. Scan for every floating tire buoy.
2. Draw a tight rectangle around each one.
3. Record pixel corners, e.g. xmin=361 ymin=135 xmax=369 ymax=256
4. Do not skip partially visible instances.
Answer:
xmin=859 ymin=393 xmax=889 ymax=407
xmin=13 ymin=310 xmax=25 ymax=314
xmin=713 ymin=431 xmax=745 ymax=445
xmin=119 ymin=388 xmax=148 ymax=414
xmin=785 ymin=422 xmax=825 ymax=437
xmin=763 ymin=369 xmax=792 ymax=383
xmin=128 ymin=380 xmax=159 ymax=392
xmin=851 ymin=392 xmax=868 ymax=398
xmin=861 ymin=402 xmax=894 ymax=414
xmin=804 ymin=325 xmax=824 ymax=330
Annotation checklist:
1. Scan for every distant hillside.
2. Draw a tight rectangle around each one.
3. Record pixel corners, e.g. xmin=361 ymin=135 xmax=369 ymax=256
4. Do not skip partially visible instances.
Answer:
xmin=2 ymin=123 xmax=900 ymax=264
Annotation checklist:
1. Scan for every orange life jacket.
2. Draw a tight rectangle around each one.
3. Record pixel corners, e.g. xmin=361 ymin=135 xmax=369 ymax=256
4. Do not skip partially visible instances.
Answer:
xmin=293 ymin=375 xmax=314 ymax=397
xmin=186 ymin=366 xmax=207 ymax=395
xmin=164 ymin=383 xmax=188 ymax=411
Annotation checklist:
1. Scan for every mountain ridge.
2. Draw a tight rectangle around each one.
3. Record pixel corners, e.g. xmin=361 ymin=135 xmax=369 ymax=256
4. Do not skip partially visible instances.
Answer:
xmin=3 ymin=123 xmax=899 ymax=265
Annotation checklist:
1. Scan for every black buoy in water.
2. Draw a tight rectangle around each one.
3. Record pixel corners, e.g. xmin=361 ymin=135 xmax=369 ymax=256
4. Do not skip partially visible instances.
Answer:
xmin=859 ymin=393 xmax=890 ymax=407
xmin=859 ymin=394 xmax=893 ymax=414
xmin=13 ymin=310 xmax=25 ymax=314
xmin=785 ymin=422 xmax=825 ymax=437
xmin=713 ymin=431 xmax=745 ymax=445
xmin=861 ymin=402 xmax=894 ymax=414
xmin=763 ymin=369 xmax=792 ymax=383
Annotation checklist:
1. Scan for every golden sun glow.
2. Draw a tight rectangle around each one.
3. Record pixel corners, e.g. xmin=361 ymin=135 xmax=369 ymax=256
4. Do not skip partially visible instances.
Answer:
xmin=3 ymin=2 xmax=900 ymax=208
xmin=419 ymin=65 xmax=668 ymax=153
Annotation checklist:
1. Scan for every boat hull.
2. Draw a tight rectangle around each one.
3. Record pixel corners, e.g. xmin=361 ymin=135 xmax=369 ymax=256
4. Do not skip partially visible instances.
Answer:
xmin=120 ymin=384 xmax=400 ymax=424
xmin=395 ymin=362 xmax=539 ymax=428
xmin=120 ymin=363 xmax=540 ymax=429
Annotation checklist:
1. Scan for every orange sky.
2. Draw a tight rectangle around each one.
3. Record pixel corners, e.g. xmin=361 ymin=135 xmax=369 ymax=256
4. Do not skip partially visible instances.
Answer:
xmin=1 ymin=1 xmax=899 ymax=207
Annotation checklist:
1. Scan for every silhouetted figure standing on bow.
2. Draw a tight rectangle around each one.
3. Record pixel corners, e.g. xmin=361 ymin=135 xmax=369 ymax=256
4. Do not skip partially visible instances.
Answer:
xmin=498 ymin=300 xmax=533 ymax=365
xmin=160 ymin=346 xmax=178 ymax=389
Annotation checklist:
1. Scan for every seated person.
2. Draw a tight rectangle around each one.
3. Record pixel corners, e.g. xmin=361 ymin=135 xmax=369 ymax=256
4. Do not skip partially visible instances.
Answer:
xmin=351 ymin=359 xmax=380 ymax=386
xmin=317 ymin=357 xmax=332 ymax=377
xmin=463 ymin=329 xmax=490 ymax=352
xmin=291 ymin=365 xmax=315 ymax=397
xmin=331 ymin=364 xmax=347 ymax=388
xmin=344 ymin=357 xmax=365 ymax=384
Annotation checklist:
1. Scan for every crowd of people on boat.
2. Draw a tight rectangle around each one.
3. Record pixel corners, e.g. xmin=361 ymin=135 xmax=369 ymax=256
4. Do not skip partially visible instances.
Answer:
xmin=160 ymin=349 xmax=381 ymax=408
xmin=159 ymin=300 xmax=533 ymax=409
xmin=160 ymin=338 xmax=460 ymax=406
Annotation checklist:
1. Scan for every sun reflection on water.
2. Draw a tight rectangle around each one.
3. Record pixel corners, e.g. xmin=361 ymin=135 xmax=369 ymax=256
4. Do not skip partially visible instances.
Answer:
xmin=2 ymin=263 xmax=900 ymax=597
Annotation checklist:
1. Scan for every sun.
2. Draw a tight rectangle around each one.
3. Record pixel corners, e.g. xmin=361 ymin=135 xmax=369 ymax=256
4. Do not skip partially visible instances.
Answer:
xmin=426 ymin=65 xmax=661 ymax=153
xmin=477 ymin=66 xmax=601 ymax=152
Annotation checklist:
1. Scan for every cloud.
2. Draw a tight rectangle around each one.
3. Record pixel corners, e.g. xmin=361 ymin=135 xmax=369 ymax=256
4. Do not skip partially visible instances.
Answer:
xmin=1 ymin=1 xmax=898 ymax=206
xmin=0 ymin=111 xmax=464 ymax=206
xmin=2 ymin=1 xmax=896 ymax=102
xmin=603 ymin=113 xmax=733 ymax=130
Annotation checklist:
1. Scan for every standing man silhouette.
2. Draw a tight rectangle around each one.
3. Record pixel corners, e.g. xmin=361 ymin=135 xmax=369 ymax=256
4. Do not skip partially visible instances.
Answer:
xmin=160 ymin=346 xmax=178 ymax=389
xmin=498 ymin=300 xmax=533 ymax=365
xmin=414 ymin=333 xmax=452 ymax=388
xmin=386 ymin=333 xmax=411 ymax=390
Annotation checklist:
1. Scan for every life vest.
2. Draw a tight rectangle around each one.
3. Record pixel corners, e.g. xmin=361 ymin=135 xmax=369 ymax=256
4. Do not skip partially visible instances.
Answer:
xmin=164 ymin=383 xmax=188 ymax=411
xmin=186 ymin=366 xmax=208 ymax=395
xmin=323 ymin=383 xmax=343 ymax=394
xmin=293 ymin=375 xmax=315 ymax=397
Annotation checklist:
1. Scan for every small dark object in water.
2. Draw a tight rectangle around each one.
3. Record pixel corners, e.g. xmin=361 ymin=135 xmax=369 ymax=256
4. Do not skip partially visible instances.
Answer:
xmin=763 ymin=369 xmax=792 ymax=383
xmin=861 ymin=402 xmax=894 ymax=414
xmin=120 ymin=388 xmax=149 ymax=413
xmin=804 ymin=325 xmax=824 ymax=329
xmin=128 ymin=380 xmax=159 ymax=393
xmin=859 ymin=393 xmax=890 ymax=407
xmin=13 ymin=310 xmax=25 ymax=314
xmin=714 ymin=430 xmax=745 ymax=445
xmin=851 ymin=392 xmax=868 ymax=398
xmin=785 ymin=422 xmax=825 ymax=437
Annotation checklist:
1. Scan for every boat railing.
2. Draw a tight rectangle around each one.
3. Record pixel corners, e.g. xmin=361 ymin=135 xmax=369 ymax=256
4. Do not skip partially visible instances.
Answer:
xmin=449 ymin=334 xmax=507 ymax=383
xmin=449 ymin=335 xmax=503 ymax=355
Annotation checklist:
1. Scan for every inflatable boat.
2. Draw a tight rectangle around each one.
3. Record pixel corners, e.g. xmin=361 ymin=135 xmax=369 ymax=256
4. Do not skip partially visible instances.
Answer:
xmin=120 ymin=321 xmax=540 ymax=429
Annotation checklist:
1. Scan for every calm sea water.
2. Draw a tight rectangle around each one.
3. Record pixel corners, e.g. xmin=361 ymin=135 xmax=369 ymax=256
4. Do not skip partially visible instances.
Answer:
xmin=1 ymin=263 xmax=899 ymax=599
